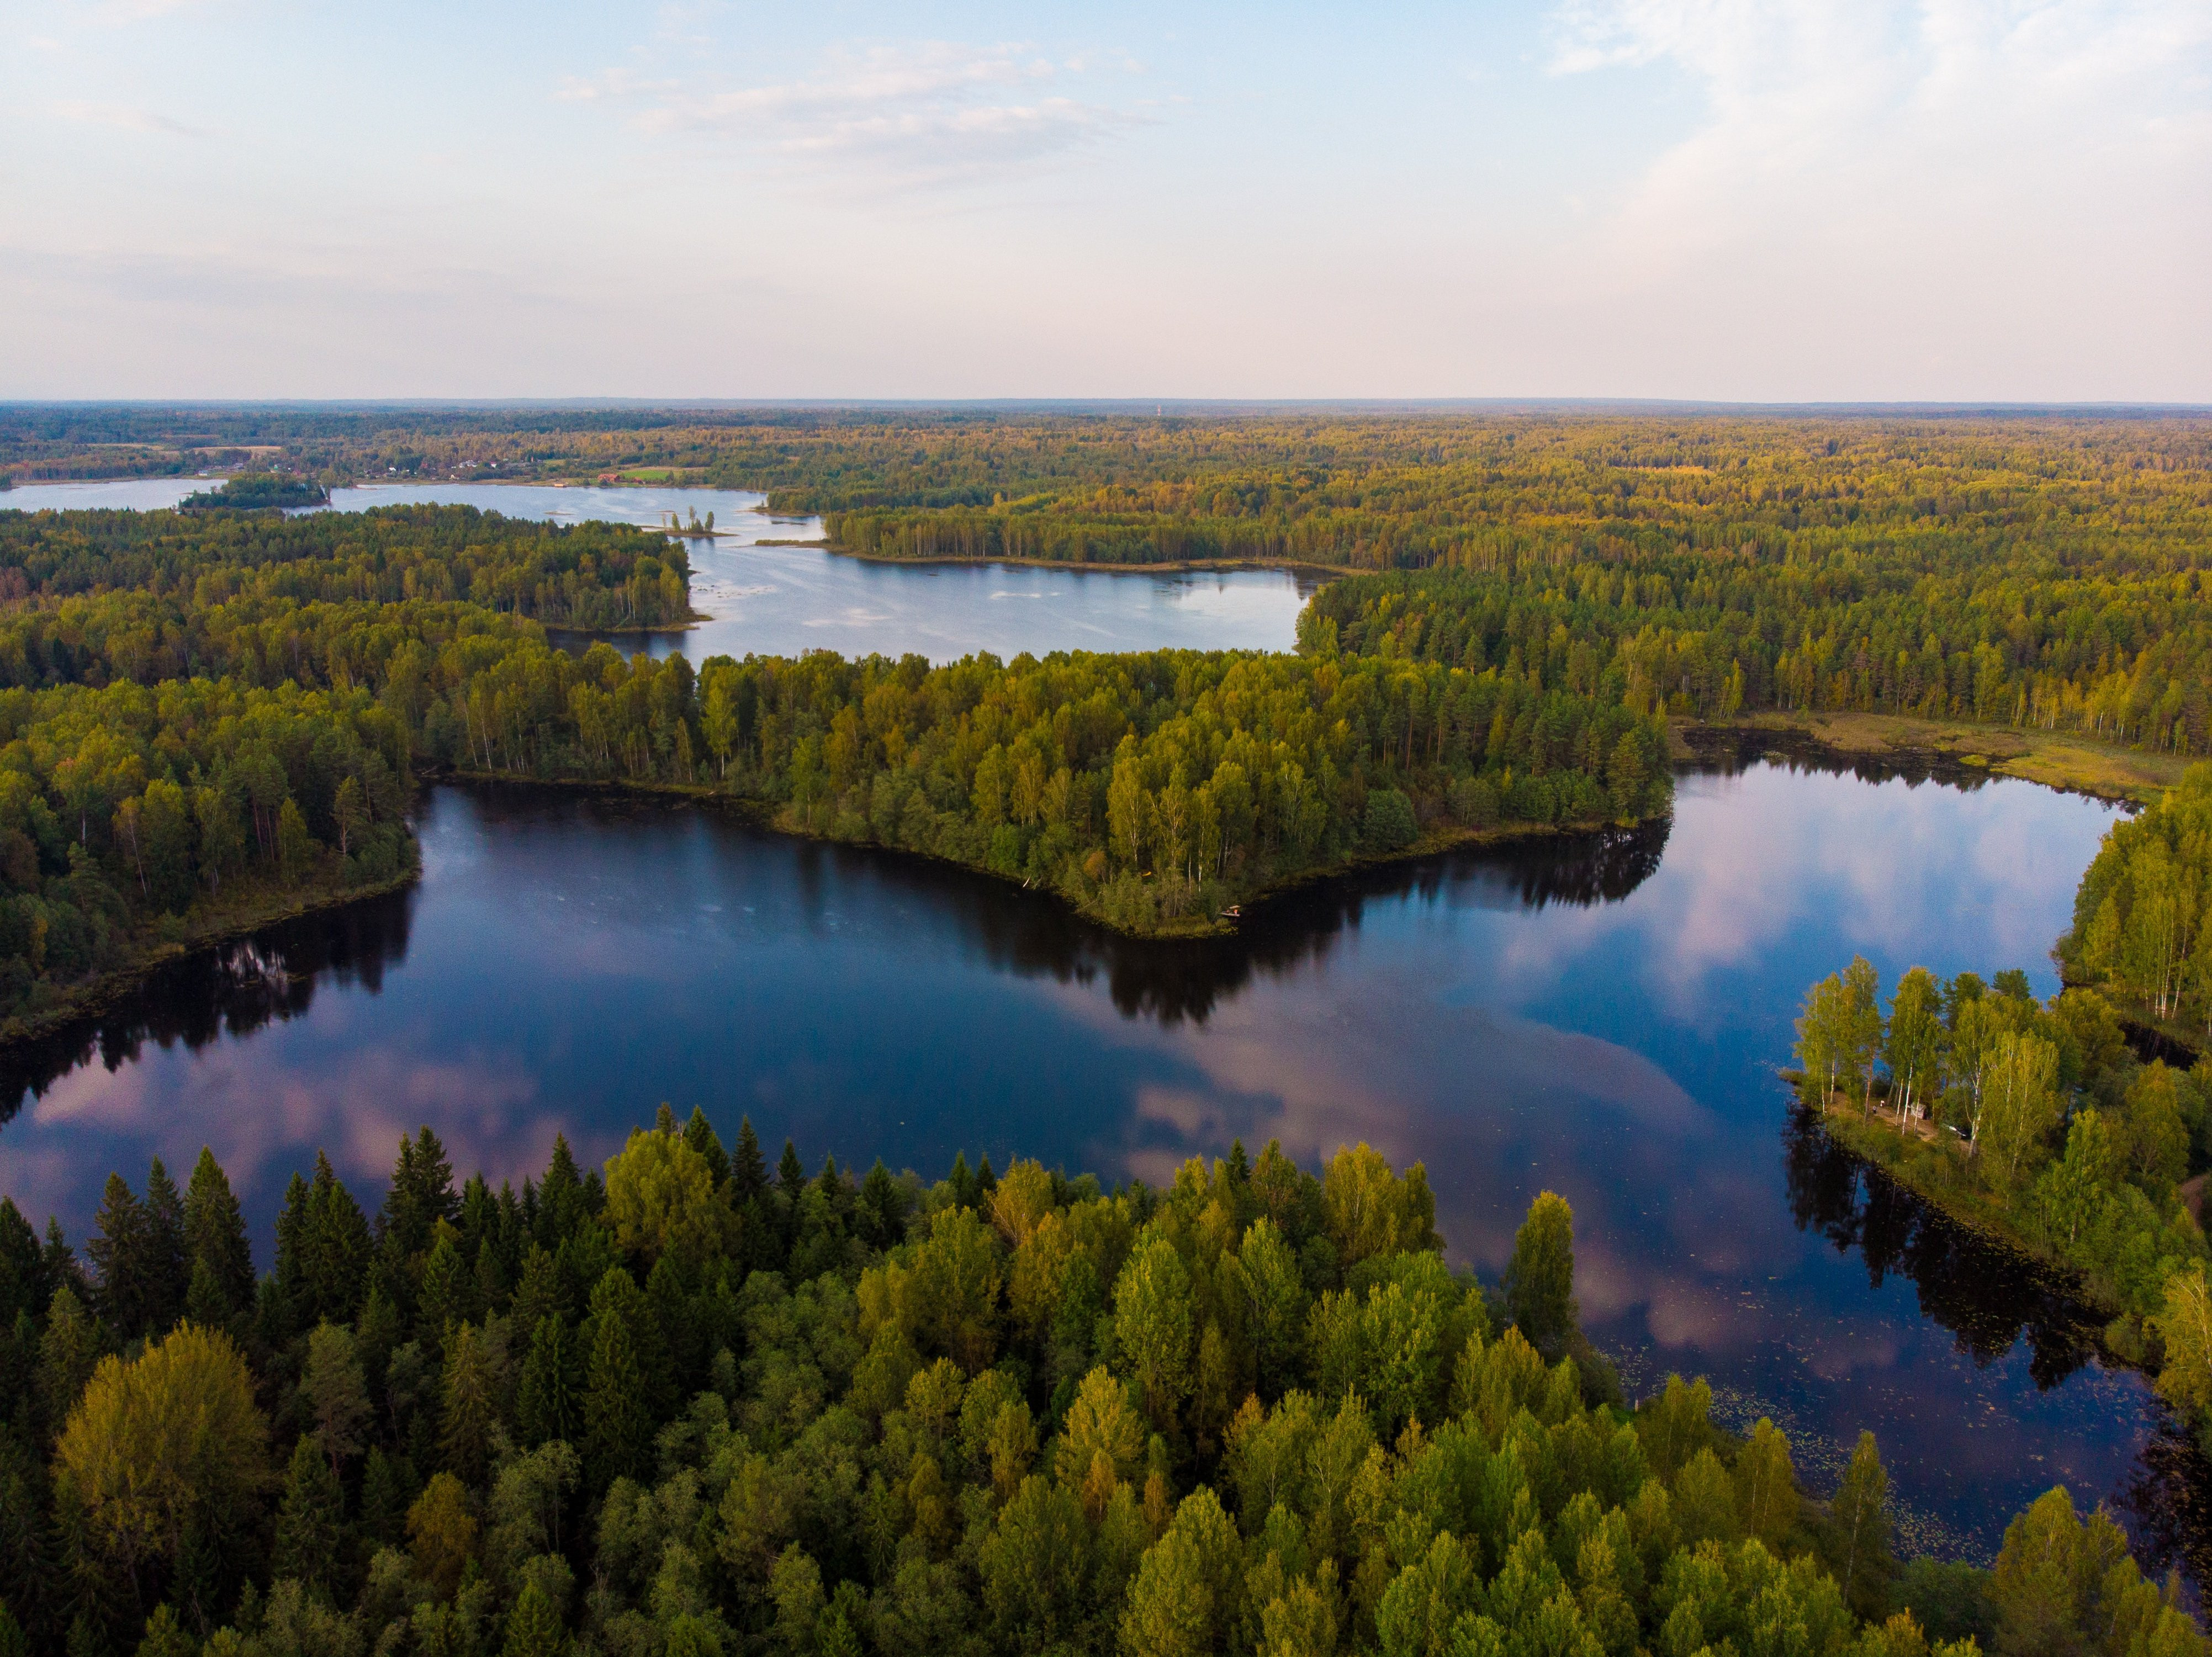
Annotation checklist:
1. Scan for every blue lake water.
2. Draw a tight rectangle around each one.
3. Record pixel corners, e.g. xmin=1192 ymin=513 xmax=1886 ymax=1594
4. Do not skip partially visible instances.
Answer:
xmin=0 ymin=479 xmax=1315 ymax=660
xmin=0 ymin=755 xmax=2188 ymax=1573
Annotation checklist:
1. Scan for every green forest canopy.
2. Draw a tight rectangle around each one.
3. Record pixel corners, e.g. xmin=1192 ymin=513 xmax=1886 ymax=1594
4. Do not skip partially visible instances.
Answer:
xmin=0 ymin=502 xmax=1673 ymax=1010
xmin=0 ymin=1123 xmax=2192 ymax=1657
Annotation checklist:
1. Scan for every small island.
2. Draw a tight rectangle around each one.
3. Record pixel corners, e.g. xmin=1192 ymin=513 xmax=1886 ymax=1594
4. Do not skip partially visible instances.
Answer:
xmin=179 ymin=470 xmax=331 ymax=511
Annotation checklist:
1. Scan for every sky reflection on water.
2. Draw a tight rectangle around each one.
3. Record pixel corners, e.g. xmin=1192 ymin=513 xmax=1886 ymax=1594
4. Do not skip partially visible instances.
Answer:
xmin=0 ymin=758 xmax=2184 ymax=1569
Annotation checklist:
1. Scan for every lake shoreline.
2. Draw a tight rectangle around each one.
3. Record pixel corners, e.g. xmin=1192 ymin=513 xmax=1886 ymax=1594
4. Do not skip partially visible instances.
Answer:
xmin=0 ymin=855 xmax=421 ymax=1054
xmin=1677 ymin=711 xmax=2178 ymax=806
xmin=421 ymin=765 xmax=1660 ymax=940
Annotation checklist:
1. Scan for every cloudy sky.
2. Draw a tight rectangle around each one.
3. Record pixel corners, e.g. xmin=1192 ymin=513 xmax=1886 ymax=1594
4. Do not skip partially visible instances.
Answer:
xmin=2 ymin=0 xmax=2206 ymax=400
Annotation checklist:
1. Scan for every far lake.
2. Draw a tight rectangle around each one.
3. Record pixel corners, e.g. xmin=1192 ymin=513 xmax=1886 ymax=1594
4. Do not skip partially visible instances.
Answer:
xmin=0 ymin=479 xmax=1315 ymax=660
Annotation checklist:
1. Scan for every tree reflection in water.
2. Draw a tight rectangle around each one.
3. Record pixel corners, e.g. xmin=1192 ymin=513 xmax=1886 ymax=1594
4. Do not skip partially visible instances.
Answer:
xmin=0 ymin=888 xmax=414 ymax=1130
xmin=1785 ymin=1108 xmax=2212 ymax=1592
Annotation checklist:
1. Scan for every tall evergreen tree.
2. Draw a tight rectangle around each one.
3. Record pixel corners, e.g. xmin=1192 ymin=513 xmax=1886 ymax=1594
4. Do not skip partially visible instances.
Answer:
xmin=583 ymin=1309 xmax=649 ymax=1490
xmin=777 ymin=1140 xmax=807 ymax=1208
xmin=86 ymin=1174 xmax=152 ymax=1339
xmin=731 ymin=1117 xmax=768 ymax=1201
xmin=271 ymin=1437 xmax=347 ymax=1597
xmin=0 ymin=1199 xmax=50 ymax=1331
xmin=382 ymin=1128 xmax=459 ymax=1261
xmin=516 ymin=1315 xmax=579 ymax=1448
xmin=140 ymin=1158 xmax=188 ymax=1336
xmin=181 ymin=1150 xmax=253 ymax=1326
xmin=537 ymin=1136 xmax=588 ymax=1250
xmin=684 ymin=1107 xmax=730 ymax=1187
xmin=439 ymin=1323 xmax=496 ymax=1484
xmin=301 ymin=1153 xmax=371 ymax=1325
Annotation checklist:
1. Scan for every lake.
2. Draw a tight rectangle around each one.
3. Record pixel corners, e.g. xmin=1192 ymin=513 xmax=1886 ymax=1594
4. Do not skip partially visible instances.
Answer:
xmin=0 ymin=752 xmax=2193 ymax=1575
xmin=0 ymin=479 xmax=1316 ymax=660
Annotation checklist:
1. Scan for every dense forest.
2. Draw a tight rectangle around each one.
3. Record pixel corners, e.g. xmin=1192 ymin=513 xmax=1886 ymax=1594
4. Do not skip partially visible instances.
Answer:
xmin=0 ymin=1124 xmax=2197 ymax=1657
xmin=0 ymin=503 xmax=1668 ymax=1008
xmin=1791 ymin=764 xmax=2212 ymax=1458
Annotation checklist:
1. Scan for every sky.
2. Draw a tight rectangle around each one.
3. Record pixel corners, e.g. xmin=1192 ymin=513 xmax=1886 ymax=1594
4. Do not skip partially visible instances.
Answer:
xmin=2 ymin=0 xmax=2208 ymax=401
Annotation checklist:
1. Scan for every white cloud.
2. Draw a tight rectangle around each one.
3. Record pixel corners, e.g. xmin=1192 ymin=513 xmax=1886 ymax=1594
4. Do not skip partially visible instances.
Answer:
xmin=573 ymin=40 xmax=1147 ymax=189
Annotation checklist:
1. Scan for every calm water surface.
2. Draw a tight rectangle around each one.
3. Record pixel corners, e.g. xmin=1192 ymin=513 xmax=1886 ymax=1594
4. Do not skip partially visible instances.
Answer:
xmin=1 ymin=480 xmax=1313 ymax=659
xmin=0 ymin=756 xmax=2196 ymax=1571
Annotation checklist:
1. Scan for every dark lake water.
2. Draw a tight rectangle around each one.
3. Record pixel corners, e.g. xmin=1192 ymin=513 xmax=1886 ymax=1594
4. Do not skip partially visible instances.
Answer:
xmin=0 ymin=480 xmax=1314 ymax=660
xmin=1 ymin=753 xmax=2198 ymax=1574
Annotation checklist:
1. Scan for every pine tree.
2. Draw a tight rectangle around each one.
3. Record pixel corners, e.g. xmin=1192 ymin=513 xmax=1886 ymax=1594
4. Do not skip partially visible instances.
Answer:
xmin=731 ymin=1118 xmax=768 ymax=1201
xmin=777 ymin=1140 xmax=807 ymax=1208
xmin=511 ymin=1245 xmax=563 ymax=1333
xmin=182 ymin=1147 xmax=253 ymax=1326
xmin=358 ymin=1449 xmax=418 ymax=1549
xmin=517 ymin=1316 xmax=579 ymax=1447
xmin=272 ymin=1437 xmax=347 ymax=1595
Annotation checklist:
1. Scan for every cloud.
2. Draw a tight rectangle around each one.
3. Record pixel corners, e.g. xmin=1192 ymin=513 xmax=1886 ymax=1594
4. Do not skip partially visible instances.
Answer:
xmin=52 ymin=99 xmax=210 ymax=137
xmin=1550 ymin=0 xmax=2212 ymax=254
xmin=571 ymin=40 xmax=1148 ymax=189
xmin=1528 ymin=0 xmax=2212 ymax=393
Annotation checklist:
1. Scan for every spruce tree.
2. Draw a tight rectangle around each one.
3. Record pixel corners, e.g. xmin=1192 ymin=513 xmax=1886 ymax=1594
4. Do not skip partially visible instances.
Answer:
xmin=731 ymin=1118 xmax=768 ymax=1201
xmin=0 ymin=1198 xmax=49 ymax=1330
xmin=416 ymin=1236 xmax=471 ymax=1357
xmin=517 ymin=1315 xmax=578 ymax=1447
xmin=182 ymin=1148 xmax=253 ymax=1326
xmin=272 ymin=1437 xmax=347 ymax=1595
xmin=857 ymin=1162 xmax=905 ymax=1250
xmin=301 ymin=1153 xmax=370 ymax=1325
xmin=501 ymin=1579 xmax=568 ymax=1657
xmin=271 ymin=1172 xmax=311 ymax=1336
xmin=583 ymin=1309 xmax=648 ymax=1489
xmin=141 ymin=1158 xmax=188 ymax=1336
xmin=684 ymin=1108 xmax=730 ymax=1187
xmin=86 ymin=1174 xmax=150 ymax=1338
xmin=439 ymin=1322 xmax=496 ymax=1484
xmin=537 ymin=1136 xmax=588 ymax=1250
xmin=777 ymin=1140 xmax=807 ymax=1207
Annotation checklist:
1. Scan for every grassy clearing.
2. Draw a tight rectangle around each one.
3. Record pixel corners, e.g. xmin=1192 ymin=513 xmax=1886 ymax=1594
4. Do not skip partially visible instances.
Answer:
xmin=1695 ymin=710 xmax=2184 ymax=804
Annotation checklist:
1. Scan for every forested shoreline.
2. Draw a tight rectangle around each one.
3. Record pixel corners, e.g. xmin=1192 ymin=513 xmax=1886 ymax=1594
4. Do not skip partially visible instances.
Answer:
xmin=0 ymin=1121 xmax=2197 ymax=1657
xmin=1790 ymin=765 xmax=2212 ymax=1463
xmin=0 ymin=504 xmax=1672 ymax=1005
